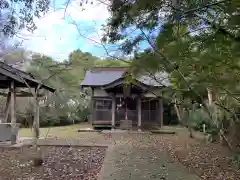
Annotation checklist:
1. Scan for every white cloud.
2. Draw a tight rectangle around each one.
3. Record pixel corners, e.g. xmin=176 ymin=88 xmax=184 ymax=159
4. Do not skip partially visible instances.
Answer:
xmin=65 ymin=0 xmax=110 ymax=21
xmin=16 ymin=0 xmax=110 ymax=60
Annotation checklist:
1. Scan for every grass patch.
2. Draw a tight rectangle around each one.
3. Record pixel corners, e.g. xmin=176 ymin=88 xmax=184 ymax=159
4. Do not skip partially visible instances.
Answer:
xmin=19 ymin=123 xmax=91 ymax=138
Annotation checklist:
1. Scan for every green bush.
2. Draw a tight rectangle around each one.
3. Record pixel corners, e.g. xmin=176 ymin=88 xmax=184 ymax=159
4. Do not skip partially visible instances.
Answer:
xmin=39 ymin=114 xmax=73 ymax=127
xmin=58 ymin=116 xmax=73 ymax=126
xmin=233 ymin=153 xmax=240 ymax=169
xmin=188 ymin=108 xmax=218 ymax=134
xmin=71 ymin=107 xmax=90 ymax=123
xmin=16 ymin=105 xmax=90 ymax=128
xmin=16 ymin=108 xmax=34 ymax=128
xmin=17 ymin=114 xmax=33 ymax=128
xmin=39 ymin=115 xmax=59 ymax=127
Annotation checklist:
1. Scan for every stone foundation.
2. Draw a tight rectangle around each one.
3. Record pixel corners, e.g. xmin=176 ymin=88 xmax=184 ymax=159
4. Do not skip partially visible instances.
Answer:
xmin=0 ymin=123 xmax=19 ymax=143
xmin=120 ymin=120 xmax=132 ymax=130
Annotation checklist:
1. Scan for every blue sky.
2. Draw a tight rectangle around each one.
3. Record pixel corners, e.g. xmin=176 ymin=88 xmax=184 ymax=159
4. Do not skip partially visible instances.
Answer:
xmin=17 ymin=0 xmax=111 ymax=61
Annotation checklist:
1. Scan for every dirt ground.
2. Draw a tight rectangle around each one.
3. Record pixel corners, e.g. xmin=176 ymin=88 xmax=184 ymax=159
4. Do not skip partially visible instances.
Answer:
xmin=98 ymin=131 xmax=240 ymax=180
xmin=158 ymin=131 xmax=240 ymax=180
xmin=1 ymin=124 xmax=239 ymax=180
xmin=0 ymin=146 xmax=106 ymax=180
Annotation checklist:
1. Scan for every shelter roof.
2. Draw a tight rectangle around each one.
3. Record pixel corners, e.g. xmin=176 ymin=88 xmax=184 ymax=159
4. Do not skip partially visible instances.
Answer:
xmin=0 ymin=61 xmax=55 ymax=92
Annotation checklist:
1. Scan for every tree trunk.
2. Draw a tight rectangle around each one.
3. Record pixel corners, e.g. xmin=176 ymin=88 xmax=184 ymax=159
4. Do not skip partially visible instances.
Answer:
xmin=188 ymin=103 xmax=196 ymax=138
xmin=188 ymin=109 xmax=193 ymax=138
xmin=33 ymin=89 xmax=43 ymax=166
xmin=207 ymin=88 xmax=213 ymax=106
xmin=188 ymin=123 xmax=193 ymax=138
xmin=34 ymin=95 xmax=40 ymax=139
xmin=174 ymin=99 xmax=182 ymax=123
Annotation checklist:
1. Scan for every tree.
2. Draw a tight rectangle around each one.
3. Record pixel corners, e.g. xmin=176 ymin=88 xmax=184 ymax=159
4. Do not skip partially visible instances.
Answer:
xmin=28 ymin=53 xmax=90 ymax=125
xmin=95 ymin=57 xmax=129 ymax=67
xmin=27 ymin=49 xmax=130 ymax=127
xmin=0 ymin=0 xmax=50 ymax=38
xmin=103 ymin=0 xmax=240 ymax=148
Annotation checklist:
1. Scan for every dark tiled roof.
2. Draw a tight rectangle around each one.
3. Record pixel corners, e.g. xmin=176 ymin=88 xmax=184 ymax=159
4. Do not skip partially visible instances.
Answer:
xmin=81 ymin=69 xmax=125 ymax=86
xmin=138 ymin=72 xmax=170 ymax=87
xmin=80 ymin=67 xmax=170 ymax=87
xmin=91 ymin=67 xmax=129 ymax=71
xmin=0 ymin=61 xmax=55 ymax=92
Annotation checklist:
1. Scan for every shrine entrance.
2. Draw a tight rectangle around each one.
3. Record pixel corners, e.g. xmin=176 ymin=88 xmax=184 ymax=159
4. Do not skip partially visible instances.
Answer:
xmin=115 ymin=97 xmax=138 ymax=128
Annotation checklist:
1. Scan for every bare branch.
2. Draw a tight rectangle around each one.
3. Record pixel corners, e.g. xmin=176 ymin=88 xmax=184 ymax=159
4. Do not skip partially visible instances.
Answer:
xmin=63 ymin=0 xmax=71 ymax=18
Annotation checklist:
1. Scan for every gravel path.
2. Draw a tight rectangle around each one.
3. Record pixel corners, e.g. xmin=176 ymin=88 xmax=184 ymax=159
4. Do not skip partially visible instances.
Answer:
xmin=4 ymin=127 xmax=240 ymax=180
xmin=98 ymin=133 xmax=201 ymax=180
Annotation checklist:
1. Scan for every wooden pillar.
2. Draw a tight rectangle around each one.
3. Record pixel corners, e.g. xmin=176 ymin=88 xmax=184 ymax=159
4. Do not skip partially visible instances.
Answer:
xmin=3 ymin=92 xmax=11 ymax=123
xmin=137 ymin=97 xmax=142 ymax=131
xmin=89 ymin=97 xmax=93 ymax=124
xmin=10 ymin=81 xmax=17 ymax=144
xmin=89 ymin=88 xmax=94 ymax=124
xmin=111 ymin=96 xmax=116 ymax=130
xmin=10 ymin=81 xmax=16 ymax=124
xmin=34 ymin=92 xmax=40 ymax=139
xmin=159 ymin=98 xmax=163 ymax=128
xmin=33 ymin=88 xmax=42 ymax=162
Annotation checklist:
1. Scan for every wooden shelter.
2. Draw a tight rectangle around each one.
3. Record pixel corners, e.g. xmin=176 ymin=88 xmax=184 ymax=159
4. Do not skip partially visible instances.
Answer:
xmin=0 ymin=61 xmax=55 ymax=144
xmin=80 ymin=67 xmax=170 ymax=130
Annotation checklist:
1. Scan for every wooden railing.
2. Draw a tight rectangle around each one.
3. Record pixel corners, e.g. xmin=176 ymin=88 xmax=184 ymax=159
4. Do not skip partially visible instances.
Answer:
xmin=141 ymin=110 xmax=158 ymax=122
xmin=92 ymin=109 xmax=159 ymax=124
xmin=92 ymin=109 xmax=112 ymax=121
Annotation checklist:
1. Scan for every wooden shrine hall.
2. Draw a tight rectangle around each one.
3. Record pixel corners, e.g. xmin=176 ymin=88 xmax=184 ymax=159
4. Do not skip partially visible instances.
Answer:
xmin=80 ymin=67 xmax=170 ymax=130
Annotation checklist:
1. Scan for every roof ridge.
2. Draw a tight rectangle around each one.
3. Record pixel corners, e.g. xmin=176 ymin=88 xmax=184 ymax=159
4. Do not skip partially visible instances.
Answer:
xmin=0 ymin=61 xmax=35 ymax=78
xmin=91 ymin=66 xmax=129 ymax=69
xmin=92 ymin=66 xmax=129 ymax=68
xmin=91 ymin=66 xmax=129 ymax=72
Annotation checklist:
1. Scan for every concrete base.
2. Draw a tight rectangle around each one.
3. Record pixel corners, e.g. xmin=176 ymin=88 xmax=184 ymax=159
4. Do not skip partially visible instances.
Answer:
xmin=0 ymin=123 xmax=19 ymax=144
xmin=0 ymin=136 xmax=35 ymax=148
xmin=120 ymin=120 xmax=132 ymax=130
xmin=77 ymin=127 xmax=102 ymax=132
xmin=150 ymin=130 xmax=176 ymax=134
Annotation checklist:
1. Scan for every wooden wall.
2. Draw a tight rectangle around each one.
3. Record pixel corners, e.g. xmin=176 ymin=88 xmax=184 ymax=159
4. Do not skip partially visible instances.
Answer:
xmin=91 ymin=97 xmax=162 ymax=127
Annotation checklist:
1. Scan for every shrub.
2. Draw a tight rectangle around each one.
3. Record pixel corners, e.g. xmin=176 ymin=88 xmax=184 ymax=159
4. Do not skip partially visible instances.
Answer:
xmin=16 ymin=105 xmax=90 ymax=128
xmin=39 ymin=114 xmax=73 ymax=127
xmin=73 ymin=107 xmax=90 ymax=123
xmin=16 ymin=109 xmax=33 ymax=128
xmin=188 ymin=108 xmax=218 ymax=134
xmin=233 ymin=153 xmax=240 ymax=169
xmin=39 ymin=115 xmax=59 ymax=127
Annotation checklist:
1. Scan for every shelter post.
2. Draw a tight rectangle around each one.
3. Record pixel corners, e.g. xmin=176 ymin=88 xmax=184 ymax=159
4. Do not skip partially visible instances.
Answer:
xmin=111 ymin=95 xmax=116 ymax=130
xmin=10 ymin=80 xmax=17 ymax=144
xmin=137 ymin=97 xmax=142 ymax=131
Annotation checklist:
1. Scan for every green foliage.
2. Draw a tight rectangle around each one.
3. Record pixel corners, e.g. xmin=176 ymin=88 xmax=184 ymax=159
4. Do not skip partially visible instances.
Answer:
xmin=183 ymin=105 xmax=219 ymax=143
xmin=233 ymin=153 xmax=240 ymax=169
xmin=95 ymin=58 xmax=129 ymax=67
xmin=0 ymin=0 xmax=50 ymax=37
xmin=26 ymin=49 xmax=129 ymax=127
xmin=17 ymin=112 xmax=33 ymax=128
xmin=39 ymin=113 xmax=73 ymax=127
xmin=104 ymin=0 xmax=240 ymax=148
xmin=188 ymin=108 xmax=211 ymax=131
xmin=104 ymin=0 xmax=240 ymax=92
